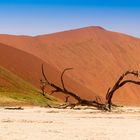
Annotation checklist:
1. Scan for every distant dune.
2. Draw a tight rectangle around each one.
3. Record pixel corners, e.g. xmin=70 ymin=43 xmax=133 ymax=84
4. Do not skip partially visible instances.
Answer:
xmin=1 ymin=26 xmax=140 ymax=105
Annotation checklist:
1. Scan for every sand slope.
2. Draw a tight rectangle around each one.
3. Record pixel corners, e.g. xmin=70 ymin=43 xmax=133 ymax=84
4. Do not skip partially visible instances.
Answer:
xmin=1 ymin=26 xmax=140 ymax=105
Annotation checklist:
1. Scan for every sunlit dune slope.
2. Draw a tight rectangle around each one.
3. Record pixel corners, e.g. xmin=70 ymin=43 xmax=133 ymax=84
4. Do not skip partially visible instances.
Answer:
xmin=1 ymin=26 xmax=140 ymax=105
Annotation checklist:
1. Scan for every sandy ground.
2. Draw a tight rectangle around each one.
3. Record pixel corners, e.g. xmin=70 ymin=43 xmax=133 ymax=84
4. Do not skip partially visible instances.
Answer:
xmin=0 ymin=107 xmax=140 ymax=140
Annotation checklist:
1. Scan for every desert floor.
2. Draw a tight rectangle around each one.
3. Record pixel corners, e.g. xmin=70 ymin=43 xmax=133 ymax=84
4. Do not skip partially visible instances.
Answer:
xmin=0 ymin=106 xmax=140 ymax=140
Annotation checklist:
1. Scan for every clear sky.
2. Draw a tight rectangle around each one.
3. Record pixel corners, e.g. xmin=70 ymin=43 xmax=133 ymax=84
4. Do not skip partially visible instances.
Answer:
xmin=0 ymin=0 xmax=140 ymax=38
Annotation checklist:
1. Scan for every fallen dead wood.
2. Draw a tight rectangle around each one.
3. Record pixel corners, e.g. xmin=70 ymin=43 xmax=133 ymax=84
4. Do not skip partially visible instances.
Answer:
xmin=4 ymin=107 xmax=24 ymax=110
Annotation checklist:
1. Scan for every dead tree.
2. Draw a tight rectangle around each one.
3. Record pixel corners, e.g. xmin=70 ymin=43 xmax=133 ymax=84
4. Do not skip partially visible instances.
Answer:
xmin=106 ymin=70 xmax=140 ymax=110
xmin=41 ymin=64 xmax=107 ymax=110
xmin=41 ymin=64 xmax=140 ymax=111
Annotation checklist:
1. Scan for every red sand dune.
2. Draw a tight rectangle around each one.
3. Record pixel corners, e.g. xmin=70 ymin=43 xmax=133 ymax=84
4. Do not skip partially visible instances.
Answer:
xmin=0 ymin=43 xmax=95 ymax=100
xmin=1 ymin=26 xmax=140 ymax=105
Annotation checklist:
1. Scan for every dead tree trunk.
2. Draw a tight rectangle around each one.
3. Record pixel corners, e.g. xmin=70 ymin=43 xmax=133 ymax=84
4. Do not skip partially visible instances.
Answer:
xmin=106 ymin=70 xmax=140 ymax=110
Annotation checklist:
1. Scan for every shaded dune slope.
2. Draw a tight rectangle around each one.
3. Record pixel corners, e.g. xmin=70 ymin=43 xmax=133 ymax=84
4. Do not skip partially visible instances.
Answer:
xmin=1 ymin=26 xmax=140 ymax=105
xmin=0 ymin=43 xmax=95 ymax=101
xmin=0 ymin=43 xmax=43 ymax=87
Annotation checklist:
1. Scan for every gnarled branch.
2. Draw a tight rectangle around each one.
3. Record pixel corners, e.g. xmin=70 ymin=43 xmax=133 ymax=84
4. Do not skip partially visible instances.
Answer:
xmin=61 ymin=68 xmax=73 ymax=90
xmin=106 ymin=70 xmax=140 ymax=110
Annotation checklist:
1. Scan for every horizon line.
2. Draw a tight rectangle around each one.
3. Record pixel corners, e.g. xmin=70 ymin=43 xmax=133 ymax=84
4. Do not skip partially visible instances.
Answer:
xmin=0 ymin=25 xmax=139 ymax=39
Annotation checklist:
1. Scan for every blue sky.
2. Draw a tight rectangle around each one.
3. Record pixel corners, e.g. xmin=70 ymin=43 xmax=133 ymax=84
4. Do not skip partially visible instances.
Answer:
xmin=0 ymin=0 xmax=140 ymax=37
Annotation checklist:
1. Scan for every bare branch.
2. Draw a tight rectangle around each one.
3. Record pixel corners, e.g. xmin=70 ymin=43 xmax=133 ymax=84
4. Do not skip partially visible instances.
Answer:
xmin=61 ymin=68 xmax=73 ymax=90
xmin=41 ymin=64 xmax=49 ymax=84
xmin=65 ymin=96 xmax=70 ymax=103
xmin=119 ymin=80 xmax=140 ymax=88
